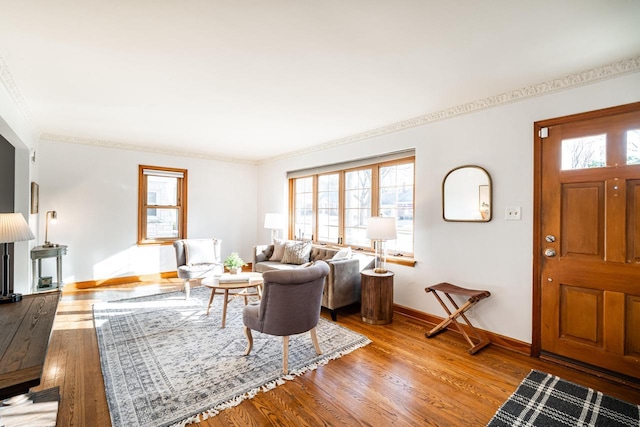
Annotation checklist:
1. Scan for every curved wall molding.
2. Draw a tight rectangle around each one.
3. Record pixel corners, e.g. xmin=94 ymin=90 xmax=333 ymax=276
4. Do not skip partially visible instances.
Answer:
xmin=263 ymin=56 xmax=640 ymax=163
xmin=2 ymin=53 xmax=639 ymax=165
xmin=0 ymin=55 xmax=40 ymax=133
xmin=38 ymin=133 xmax=259 ymax=165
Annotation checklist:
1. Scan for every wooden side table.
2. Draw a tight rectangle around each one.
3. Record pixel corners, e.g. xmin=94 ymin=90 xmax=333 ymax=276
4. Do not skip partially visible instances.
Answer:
xmin=360 ymin=269 xmax=394 ymax=325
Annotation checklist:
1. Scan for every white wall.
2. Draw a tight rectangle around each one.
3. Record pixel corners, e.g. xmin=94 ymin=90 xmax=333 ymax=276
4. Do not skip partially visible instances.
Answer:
xmin=256 ymin=73 xmax=640 ymax=343
xmin=0 ymin=75 xmax=39 ymax=296
xmin=37 ymin=140 xmax=258 ymax=284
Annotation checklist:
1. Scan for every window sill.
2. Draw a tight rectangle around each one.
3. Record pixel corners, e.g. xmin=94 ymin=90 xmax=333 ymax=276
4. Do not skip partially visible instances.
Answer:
xmin=387 ymin=255 xmax=416 ymax=267
xmin=137 ymin=240 xmax=176 ymax=246
xmin=314 ymin=243 xmax=416 ymax=267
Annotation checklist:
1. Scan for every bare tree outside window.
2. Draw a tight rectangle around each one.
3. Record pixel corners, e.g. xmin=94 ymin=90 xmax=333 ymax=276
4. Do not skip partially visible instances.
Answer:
xmin=561 ymin=134 xmax=606 ymax=170
xmin=627 ymin=129 xmax=640 ymax=165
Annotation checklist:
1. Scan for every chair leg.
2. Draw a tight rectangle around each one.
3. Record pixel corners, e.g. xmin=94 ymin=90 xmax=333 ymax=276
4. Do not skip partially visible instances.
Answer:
xmin=310 ymin=327 xmax=322 ymax=355
xmin=282 ymin=336 xmax=289 ymax=374
xmin=183 ymin=279 xmax=191 ymax=300
xmin=243 ymin=326 xmax=253 ymax=356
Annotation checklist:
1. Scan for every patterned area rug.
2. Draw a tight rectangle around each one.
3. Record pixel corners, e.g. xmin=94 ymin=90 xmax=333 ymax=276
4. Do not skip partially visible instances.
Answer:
xmin=487 ymin=370 xmax=640 ymax=426
xmin=93 ymin=286 xmax=371 ymax=427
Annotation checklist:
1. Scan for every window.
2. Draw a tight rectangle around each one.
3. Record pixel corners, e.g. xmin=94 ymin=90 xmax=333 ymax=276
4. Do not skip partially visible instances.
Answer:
xmin=289 ymin=156 xmax=414 ymax=256
xmin=292 ymin=177 xmax=313 ymax=240
xmin=317 ymin=173 xmax=340 ymax=243
xmin=138 ymin=165 xmax=188 ymax=245
xmin=627 ymin=129 xmax=640 ymax=165
xmin=561 ymin=134 xmax=606 ymax=170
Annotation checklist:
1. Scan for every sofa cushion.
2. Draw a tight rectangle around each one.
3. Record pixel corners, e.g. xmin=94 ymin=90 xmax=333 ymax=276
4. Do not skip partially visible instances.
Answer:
xmin=281 ymin=241 xmax=312 ymax=265
xmin=254 ymin=261 xmax=298 ymax=273
xmin=270 ymin=238 xmax=290 ymax=262
xmin=178 ymin=264 xmax=215 ymax=279
xmin=184 ymin=239 xmax=218 ymax=265
xmin=332 ymin=246 xmax=352 ymax=260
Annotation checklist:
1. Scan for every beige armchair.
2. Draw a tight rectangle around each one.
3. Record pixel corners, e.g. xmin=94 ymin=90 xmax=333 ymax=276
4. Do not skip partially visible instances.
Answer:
xmin=242 ymin=261 xmax=330 ymax=374
xmin=173 ymin=238 xmax=223 ymax=299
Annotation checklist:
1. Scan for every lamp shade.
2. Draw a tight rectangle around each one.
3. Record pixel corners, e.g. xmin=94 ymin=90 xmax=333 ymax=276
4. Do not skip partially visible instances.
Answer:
xmin=0 ymin=213 xmax=35 ymax=243
xmin=366 ymin=217 xmax=397 ymax=240
xmin=264 ymin=213 xmax=284 ymax=229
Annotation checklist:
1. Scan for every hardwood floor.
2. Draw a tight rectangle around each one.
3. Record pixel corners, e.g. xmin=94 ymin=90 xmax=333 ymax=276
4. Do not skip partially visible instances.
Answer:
xmin=34 ymin=279 xmax=640 ymax=426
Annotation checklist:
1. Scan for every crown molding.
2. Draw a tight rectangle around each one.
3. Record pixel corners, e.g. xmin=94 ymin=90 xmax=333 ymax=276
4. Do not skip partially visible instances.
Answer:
xmin=39 ymin=133 xmax=259 ymax=165
xmin=0 ymin=55 xmax=40 ymax=133
xmin=260 ymin=55 xmax=640 ymax=164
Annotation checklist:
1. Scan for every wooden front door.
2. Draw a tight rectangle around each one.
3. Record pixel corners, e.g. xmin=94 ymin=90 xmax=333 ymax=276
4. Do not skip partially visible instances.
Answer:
xmin=535 ymin=103 xmax=640 ymax=379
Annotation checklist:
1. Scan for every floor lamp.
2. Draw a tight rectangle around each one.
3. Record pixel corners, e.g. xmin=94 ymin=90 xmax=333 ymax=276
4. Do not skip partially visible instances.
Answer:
xmin=0 ymin=213 xmax=36 ymax=304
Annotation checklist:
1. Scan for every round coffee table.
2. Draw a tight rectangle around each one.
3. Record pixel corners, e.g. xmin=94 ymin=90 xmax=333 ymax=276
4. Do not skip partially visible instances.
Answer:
xmin=202 ymin=272 xmax=263 ymax=328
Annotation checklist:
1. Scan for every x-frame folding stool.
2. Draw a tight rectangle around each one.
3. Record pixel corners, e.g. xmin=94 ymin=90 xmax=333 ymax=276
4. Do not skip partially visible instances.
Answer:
xmin=424 ymin=282 xmax=491 ymax=354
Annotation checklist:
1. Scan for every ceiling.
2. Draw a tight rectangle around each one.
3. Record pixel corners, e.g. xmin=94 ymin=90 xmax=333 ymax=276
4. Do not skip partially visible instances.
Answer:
xmin=0 ymin=1 xmax=639 ymax=163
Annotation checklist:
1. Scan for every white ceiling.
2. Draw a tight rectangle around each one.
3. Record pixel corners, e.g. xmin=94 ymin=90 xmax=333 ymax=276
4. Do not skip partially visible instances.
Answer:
xmin=0 ymin=1 xmax=639 ymax=163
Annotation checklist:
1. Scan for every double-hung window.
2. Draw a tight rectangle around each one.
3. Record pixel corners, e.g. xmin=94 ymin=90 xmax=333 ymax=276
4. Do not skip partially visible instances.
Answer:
xmin=289 ymin=153 xmax=414 ymax=257
xmin=138 ymin=165 xmax=188 ymax=245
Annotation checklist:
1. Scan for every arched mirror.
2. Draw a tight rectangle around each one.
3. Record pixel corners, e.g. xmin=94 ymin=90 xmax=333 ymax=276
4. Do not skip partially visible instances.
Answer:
xmin=442 ymin=165 xmax=492 ymax=222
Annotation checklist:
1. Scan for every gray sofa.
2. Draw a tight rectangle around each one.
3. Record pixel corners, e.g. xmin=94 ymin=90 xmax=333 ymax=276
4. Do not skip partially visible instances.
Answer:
xmin=253 ymin=243 xmax=363 ymax=321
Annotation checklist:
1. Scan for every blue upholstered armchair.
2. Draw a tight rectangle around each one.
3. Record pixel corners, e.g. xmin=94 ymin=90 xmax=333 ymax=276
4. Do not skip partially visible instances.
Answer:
xmin=242 ymin=261 xmax=330 ymax=374
xmin=173 ymin=238 xmax=223 ymax=299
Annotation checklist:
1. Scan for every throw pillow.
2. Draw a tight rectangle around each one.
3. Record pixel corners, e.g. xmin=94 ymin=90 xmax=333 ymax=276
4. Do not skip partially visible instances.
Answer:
xmin=332 ymin=246 xmax=352 ymax=260
xmin=281 ymin=241 xmax=312 ymax=265
xmin=270 ymin=238 xmax=289 ymax=262
xmin=260 ymin=245 xmax=274 ymax=260
xmin=184 ymin=239 xmax=218 ymax=265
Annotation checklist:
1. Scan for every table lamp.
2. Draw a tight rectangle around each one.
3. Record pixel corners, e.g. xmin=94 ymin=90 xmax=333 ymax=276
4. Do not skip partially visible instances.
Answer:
xmin=366 ymin=216 xmax=397 ymax=274
xmin=264 ymin=213 xmax=284 ymax=242
xmin=0 ymin=213 xmax=36 ymax=304
xmin=44 ymin=210 xmax=57 ymax=247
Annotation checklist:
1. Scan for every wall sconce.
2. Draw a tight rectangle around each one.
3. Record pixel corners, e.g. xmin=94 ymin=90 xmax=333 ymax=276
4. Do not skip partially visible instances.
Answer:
xmin=366 ymin=216 xmax=397 ymax=274
xmin=264 ymin=213 xmax=284 ymax=242
xmin=44 ymin=210 xmax=58 ymax=247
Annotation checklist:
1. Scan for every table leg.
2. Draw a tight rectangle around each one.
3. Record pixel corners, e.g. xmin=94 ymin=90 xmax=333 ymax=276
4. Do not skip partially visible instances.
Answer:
xmin=221 ymin=289 xmax=230 ymax=328
xmin=56 ymin=256 xmax=63 ymax=288
xmin=207 ymin=289 xmax=216 ymax=315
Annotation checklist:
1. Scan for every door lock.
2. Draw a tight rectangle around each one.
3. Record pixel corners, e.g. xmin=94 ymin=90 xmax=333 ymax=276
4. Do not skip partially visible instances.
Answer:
xmin=545 ymin=235 xmax=556 ymax=243
xmin=544 ymin=248 xmax=556 ymax=257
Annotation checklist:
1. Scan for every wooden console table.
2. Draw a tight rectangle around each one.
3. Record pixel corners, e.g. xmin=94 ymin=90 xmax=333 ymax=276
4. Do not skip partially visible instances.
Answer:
xmin=361 ymin=269 xmax=394 ymax=325
xmin=0 ymin=292 xmax=59 ymax=399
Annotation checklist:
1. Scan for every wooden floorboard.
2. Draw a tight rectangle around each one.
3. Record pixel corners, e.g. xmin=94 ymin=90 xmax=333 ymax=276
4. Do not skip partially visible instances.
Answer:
xmin=32 ymin=279 xmax=640 ymax=427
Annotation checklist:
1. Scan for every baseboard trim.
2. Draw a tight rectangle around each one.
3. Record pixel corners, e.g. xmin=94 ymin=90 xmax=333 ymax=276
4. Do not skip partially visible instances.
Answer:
xmin=394 ymin=304 xmax=531 ymax=356
xmin=69 ymin=271 xmax=178 ymax=289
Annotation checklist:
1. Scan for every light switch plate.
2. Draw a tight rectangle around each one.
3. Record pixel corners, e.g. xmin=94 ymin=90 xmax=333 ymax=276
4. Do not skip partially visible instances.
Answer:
xmin=505 ymin=206 xmax=521 ymax=220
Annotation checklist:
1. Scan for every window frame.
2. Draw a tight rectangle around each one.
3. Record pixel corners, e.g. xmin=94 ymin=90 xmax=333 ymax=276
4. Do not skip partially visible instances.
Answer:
xmin=288 ymin=156 xmax=415 ymax=257
xmin=137 ymin=165 xmax=188 ymax=245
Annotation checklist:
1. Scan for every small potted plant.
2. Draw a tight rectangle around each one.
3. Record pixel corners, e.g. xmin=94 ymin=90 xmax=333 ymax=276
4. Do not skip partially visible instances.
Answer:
xmin=224 ymin=252 xmax=247 ymax=274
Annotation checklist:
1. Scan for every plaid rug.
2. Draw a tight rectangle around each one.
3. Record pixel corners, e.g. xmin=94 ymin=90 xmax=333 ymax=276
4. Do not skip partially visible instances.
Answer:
xmin=487 ymin=370 xmax=640 ymax=426
xmin=94 ymin=286 xmax=371 ymax=427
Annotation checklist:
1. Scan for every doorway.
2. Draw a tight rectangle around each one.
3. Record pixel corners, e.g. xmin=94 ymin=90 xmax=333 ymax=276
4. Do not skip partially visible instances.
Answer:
xmin=533 ymin=102 xmax=640 ymax=380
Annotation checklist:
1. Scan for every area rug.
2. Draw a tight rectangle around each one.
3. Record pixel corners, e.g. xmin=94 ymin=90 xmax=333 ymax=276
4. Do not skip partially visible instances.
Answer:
xmin=93 ymin=286 xmax=371 ymax=427
xmin=487 ymin=370 xmax=640 ymax=426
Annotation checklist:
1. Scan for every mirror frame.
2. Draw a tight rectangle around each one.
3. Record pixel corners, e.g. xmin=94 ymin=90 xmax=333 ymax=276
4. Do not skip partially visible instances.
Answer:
xmin=442 ymin=165 xmax=492 ymax=222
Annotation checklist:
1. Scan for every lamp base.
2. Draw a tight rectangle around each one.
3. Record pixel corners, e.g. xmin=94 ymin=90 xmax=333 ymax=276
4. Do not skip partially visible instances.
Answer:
xmin=0 ymin=293 xmax=22 ymax=304
xmin=373 ymin=268 xmax=389 ymax=274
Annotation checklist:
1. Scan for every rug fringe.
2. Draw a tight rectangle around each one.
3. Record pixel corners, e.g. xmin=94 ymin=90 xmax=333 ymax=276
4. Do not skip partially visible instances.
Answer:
xmin=171 ymin=337 xmax=372 ymax=427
